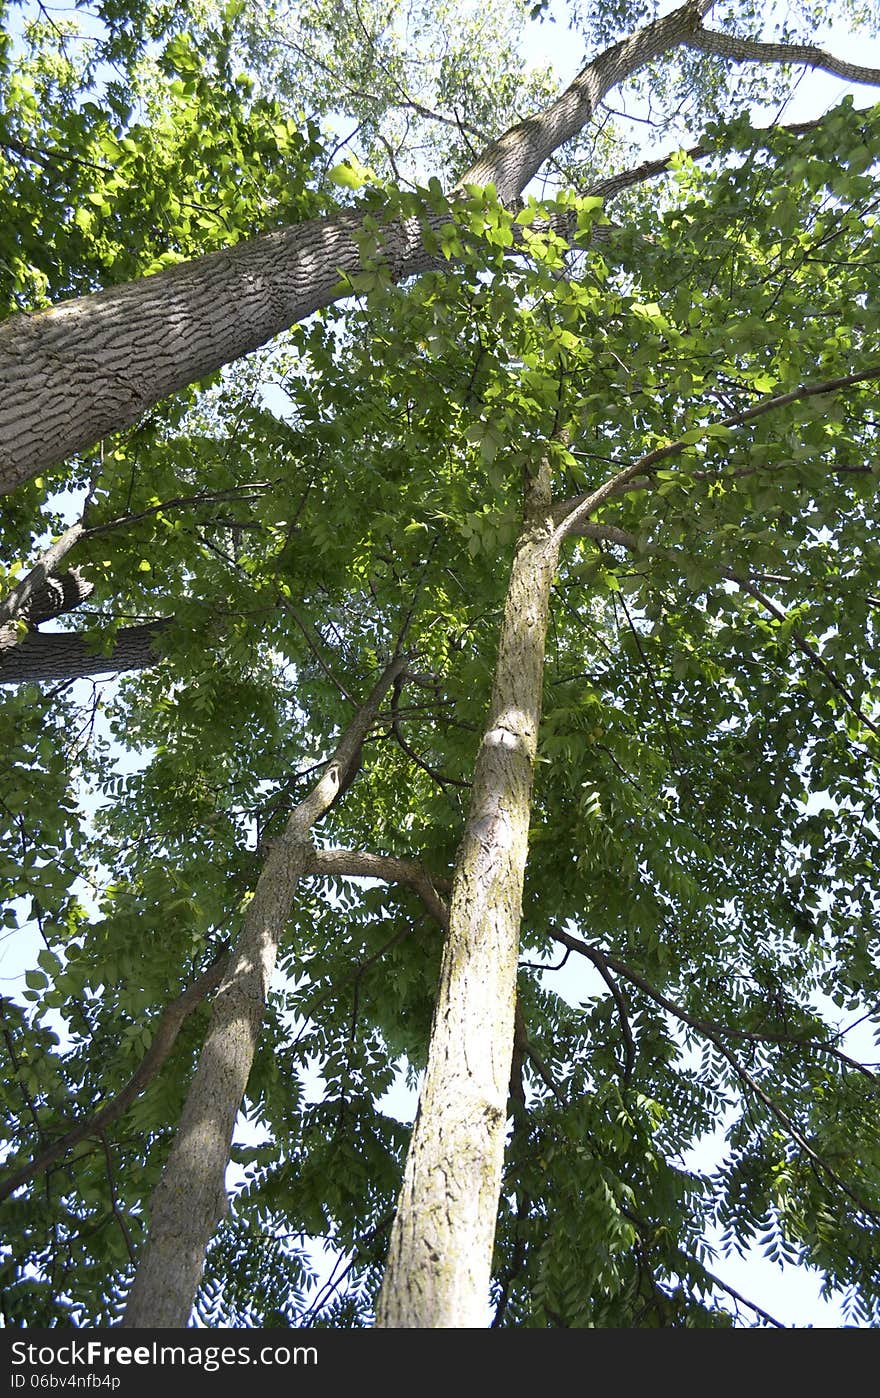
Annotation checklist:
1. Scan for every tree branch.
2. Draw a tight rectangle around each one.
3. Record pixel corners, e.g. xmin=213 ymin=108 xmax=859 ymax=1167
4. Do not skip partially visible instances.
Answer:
xmin=589 ymin=954 xmax=636 ymax=1086
xmin=305 ymin=846 xmax=450 ymax=929
xmin=678 ymin=1249 xmax=786 ymax=1327
xmin=0 ymin=1 xmax=732 ymax=490
xmin=548 ymin=928 xmax=880 ymax=1218
xmin=722 ymin=570 xmax=880 ymax=739
xmin=0 ymin=523 xmax=86 ymax=627
xmin=0 ymin=619 xmax=171 ymax=684
xmin=554 ymin=364 xmax=880 ymax=541
xmin=122 ymin=652 xmax=407 ymax=1328
xmin=548 ymin=927 xmax=875 ymax=1081
xmin=0 ymin=950 xmax=231 ymax=1203
xmin=689 ymin=26 xmax=880 ymax=89
xmin=583 ymin=118 xmax=824 ymax=203
xmin=563 ymin=522 xmax=880 ymax=743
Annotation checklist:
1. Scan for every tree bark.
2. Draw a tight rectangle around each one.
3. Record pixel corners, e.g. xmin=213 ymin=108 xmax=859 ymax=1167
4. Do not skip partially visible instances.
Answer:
xmin=375 ymin=458 xmax=559 ymax=1328
xmin=0 ymin=619 xmax=169 ymax=684
xmin=120 ymin=654 xmax=406 ymax=1328
xmin=0 ymin=0 xmax=718 ymax=494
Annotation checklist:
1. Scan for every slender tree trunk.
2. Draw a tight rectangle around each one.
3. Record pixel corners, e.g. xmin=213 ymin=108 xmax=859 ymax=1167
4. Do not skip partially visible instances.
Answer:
xmin=375 ymin=459 xmax=559 ymax=1328
xmin=121 ymin=654 xmax=405 ymax=1328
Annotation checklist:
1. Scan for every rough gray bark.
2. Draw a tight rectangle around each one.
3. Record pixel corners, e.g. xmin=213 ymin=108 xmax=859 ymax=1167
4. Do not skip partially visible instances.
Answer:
xmin=375 ymin=458 xmax=559 ymax=1328
xmin=120 ymin=654 xmax=406 ymax=1329
xmin=0 ymin=523 xmax=87 ymax=628
xmin=689 ymin=26 xmax=880 ymax=83
xmin=306 ymin=847 xmax=450 ymax=928
xmin=0 ymin=0 xmax=720 ymax=493
xmin=0 ymin=619 xmax=169 ymax=684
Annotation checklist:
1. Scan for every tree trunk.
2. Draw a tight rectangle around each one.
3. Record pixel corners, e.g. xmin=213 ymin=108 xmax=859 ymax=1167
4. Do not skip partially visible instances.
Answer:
xmin=0 ymin=620 xmax=169 ymax=684
xmin=375 ymin=458 xmax=559 ymax=1328
xmin=120 ymin=654 xmax=406 ymax=1328
xmin=0 ymin=1 xmax=715 ymax=494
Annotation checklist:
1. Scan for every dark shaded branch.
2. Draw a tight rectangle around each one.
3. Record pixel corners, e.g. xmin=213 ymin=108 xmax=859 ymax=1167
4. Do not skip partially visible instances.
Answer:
xmin=0 ymin=950 xmax=231 ymax=1202
xmin=389 ymin=672 xmax=470 ymax=790
xmin=725 ymin=571 xmax=880 ymax=739
xmin=686 ymin=1253 xmax=786 ymax=1328
xmin=549 ymin=928 xmax=880 ymax=1219
xmin=0 ymin=523 xmax=86 ymax=626
xmin=283 ymin=604 xmax=358 ymax=706
xmin=548 ymin=926 xmax=875 ymax=1080
xmin=589 ymin=953 xmax=636 ymax=1086
xmin=81 ymin=484 xmax=276 ymax=540
xmin=0 ymin=619 xmax=171 ymax=684
xmin=584 ymin=117 xmax=824 ymax=203
xmin=524 ymin=1041 xmax=565 ymax=1106
xmin=99 ymin=1131 xmax=136 ymax=1264
xmin=566 ymin=522 xmax=880 ymax=743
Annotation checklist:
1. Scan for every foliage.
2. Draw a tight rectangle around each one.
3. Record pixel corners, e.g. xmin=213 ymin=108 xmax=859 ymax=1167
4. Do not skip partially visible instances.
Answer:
xmin=1 ymin=0 xmax=880 ymax=1329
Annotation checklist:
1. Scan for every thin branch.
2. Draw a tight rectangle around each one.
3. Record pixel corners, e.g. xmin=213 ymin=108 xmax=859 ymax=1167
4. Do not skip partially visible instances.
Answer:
xmin=81 ymin=485 xmax=276 ymax=541
xmin=0 ymin=135 xmax=115 ymax=175
xmin=548 ymin=928 xmax=880 ymax=1218
xmin=589 ymin=954 xmax=636 ymax=1086
xmin=614 ymin=585 xmax=688 ymax=790
xmin=282 ymin=604 xmax=359 ymax=706
xmin=388 ymin=693 xmax=471 ymax=790
xmin=679 ymin=1250 xmax=786 ymax=1328
xmin=548 ymin=926 xmax=875 ymax=1080
xmin=554 ymin=365 xmax=880 ymax=541
xmin=519 ymin=946 xmax=572 ymax=973
xmin=567 ymin=523 xmax=880 ymax=743
xmin=723 ymin=570 xmax=880 ymax=739
xmin=98 ymin=1131 xmax=136 ymax=1264
xmin=524 ymin=1042 xmax=566 ymax=1106
xmin=0 ymin=951 xmax=231 ymax=1202
xmin=689 ymin=26 xmax=880 ymax=88
xmin=584 ymin=117 xmax=824 ymax=203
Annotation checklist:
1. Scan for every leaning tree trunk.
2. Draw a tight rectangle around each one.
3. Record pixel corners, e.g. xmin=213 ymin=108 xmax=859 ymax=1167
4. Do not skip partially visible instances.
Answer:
xmin=375 ymin=458 xmax=559 ymax=1328
xmin=121 ymin=654 xmax=405 ymax=1328
xmin=0 ymin=1 xmax=715 ymax=494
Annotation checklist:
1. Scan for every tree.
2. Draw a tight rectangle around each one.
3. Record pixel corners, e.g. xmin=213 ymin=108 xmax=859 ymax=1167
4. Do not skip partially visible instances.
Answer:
xmin=2 ymin=0 xmax=880 ymax=1329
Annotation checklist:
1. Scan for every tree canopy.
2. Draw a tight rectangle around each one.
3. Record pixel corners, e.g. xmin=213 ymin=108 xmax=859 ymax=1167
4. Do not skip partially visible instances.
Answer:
xmin=1 ymin=0 xmax=880 ymax=1329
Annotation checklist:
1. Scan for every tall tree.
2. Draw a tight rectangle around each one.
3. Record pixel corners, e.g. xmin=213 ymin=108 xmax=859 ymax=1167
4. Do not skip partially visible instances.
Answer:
xmin=2 ymin=0 xmax=880 ymax=1330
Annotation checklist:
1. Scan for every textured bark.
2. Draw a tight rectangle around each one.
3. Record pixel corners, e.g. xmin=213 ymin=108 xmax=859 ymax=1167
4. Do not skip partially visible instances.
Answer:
xmin=0 ymin=619 xmax=169 ymax=683
xmin=0 ymin=1 xmax=719 ymax=493
xmin=0 ymin=523 xmax=86 ymax=627
xmin=0 ymin=212 xmax=435 ymax=492
xmin=689 ymin=26 xmax=880 ymax=84
xmin=120 ymin=654 xmax=405 ymax=1329
xmin=375 ymin=460 xmax=558 ymax=1328
xmin=306 ymin=847 xmax=450 ymax=929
